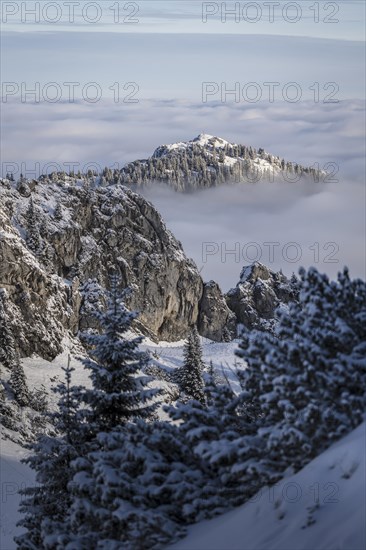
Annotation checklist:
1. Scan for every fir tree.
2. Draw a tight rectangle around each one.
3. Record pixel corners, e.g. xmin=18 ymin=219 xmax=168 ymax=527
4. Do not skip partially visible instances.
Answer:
xmin=16 ymin=361 xmax=86 ymax=550
xmin=0 ymin=290 xmax=29 ymax=406
xmin=177 ymin=327 xmax=205 ymax=403
xmin=222 ymin=326 xmax=232 ymax=342
xmin=79 ymin=276 xmax=160 ymax=433
xmin=67 ymin=420 xmax=191 ymax=549
xmin=54 ymin=200 xmax=63 ymax=220
xmin=40 ymin=241 xmax=55 ymax=273
xmin=67 ymin=279 xmax=162 ymax=546
xmin=29 ymin=384 xmax=48 ymax=413
xmin=0 ymin=290 xmax=18 ymax=370
xmin=236 ymin=267 xmax=366 ymax=476
xmin=168 ymin=374 xmax=264 ymax=515
xmin=9 ymin=361 xmax=29 ymax=406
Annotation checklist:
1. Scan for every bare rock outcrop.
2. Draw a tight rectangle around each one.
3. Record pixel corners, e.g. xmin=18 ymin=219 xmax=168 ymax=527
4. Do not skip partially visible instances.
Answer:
xmin=0 ymin=205 xmax=78 ymax=358
xmin=226 ymin=262 xmax=299 ymax=332
xmin=198 ymin=281 xmax=236 ymax=341
xmin=0 ymin=179 xmax=204 ymax=357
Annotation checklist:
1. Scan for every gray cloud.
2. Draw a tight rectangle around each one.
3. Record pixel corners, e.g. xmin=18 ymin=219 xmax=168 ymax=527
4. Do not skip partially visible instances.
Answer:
xmin=2 ymin=98 xmax=364 ymax=174
xmin=2 ymin=1 xmax=364 ymax=41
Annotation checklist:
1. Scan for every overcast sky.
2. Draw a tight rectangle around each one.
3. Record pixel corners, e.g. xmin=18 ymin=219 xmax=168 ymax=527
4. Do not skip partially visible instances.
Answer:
xmin=1 ymin=0 xmax=365 ymax=288
xmin=1 ymin=1 xmax=365 ymax=40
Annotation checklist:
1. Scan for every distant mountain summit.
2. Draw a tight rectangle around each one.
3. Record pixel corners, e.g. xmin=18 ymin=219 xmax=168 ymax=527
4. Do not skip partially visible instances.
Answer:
xmin=103 ymin=134 xmax=323 ymax=192
xmin=152 ymin=133 xmax=232 ymax=156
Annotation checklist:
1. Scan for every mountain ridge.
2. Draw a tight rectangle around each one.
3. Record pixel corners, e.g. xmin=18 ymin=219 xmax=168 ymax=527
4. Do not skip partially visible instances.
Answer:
xmin=109 ymin=133 xmax=324 ymax=192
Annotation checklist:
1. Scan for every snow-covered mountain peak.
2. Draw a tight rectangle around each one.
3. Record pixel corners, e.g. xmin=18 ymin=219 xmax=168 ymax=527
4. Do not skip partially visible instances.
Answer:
xmin=192 ymin=133 xmax=231 ymax=148
xmin=240 ymin=262 xmax=273 ymax=283
xmin=122 ymin=134 xmax=323 ymax=192
xmin=152 ymin=134 xmax=233 ymax=158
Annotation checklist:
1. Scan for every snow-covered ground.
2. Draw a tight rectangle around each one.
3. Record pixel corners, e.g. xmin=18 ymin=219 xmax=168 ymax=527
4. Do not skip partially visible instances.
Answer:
xmin=17 ymin=336 xmax=242 ymax=401
xmin=20 ymin=341 xmax=91 ymax=403
xmin=0 ymin=439 xmax=35 ymax=550
xmin=143 ymin=337 xmax=242 ymax=390
xmin=168 ymin=421 xmax=366 ymax=550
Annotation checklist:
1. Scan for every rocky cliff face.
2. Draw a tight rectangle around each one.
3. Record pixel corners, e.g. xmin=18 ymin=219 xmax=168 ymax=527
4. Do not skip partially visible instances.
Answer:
xmin=198 ymin=281 xmax=237 ymax=341
xmin=226 ymin=262 xmax=299 ymax=332
xmin=0 ymin=175 xmax=300 ymax=361
xmin=0 ymin=178 xmax=205 ymax=358
xmin=0 ymin=204 xmax=78 ymax=359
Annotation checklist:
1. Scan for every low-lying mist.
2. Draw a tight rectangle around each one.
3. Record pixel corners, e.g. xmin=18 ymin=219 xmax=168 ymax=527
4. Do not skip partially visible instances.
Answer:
xmin=142 ymin=177 xmax=365 ymax=291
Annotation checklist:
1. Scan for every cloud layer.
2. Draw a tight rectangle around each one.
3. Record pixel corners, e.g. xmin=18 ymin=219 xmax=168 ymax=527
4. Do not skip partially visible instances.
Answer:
xmin=2 ymin=96 xmax=365 ymax=290
xmin=2 ymin=99 xmax=365 ymax=176
xmin=143 ymin=178 xmax=365 ymax=290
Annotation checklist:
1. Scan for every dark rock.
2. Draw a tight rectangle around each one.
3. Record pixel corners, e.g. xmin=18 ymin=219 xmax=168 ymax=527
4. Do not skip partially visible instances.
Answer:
xmin=198 ymin=281 xmax=236 ymax=342
xmin=0 ymin=181 xmax=204 ymax=357
xmin=226 ymin=262 xmax=299 ymax=331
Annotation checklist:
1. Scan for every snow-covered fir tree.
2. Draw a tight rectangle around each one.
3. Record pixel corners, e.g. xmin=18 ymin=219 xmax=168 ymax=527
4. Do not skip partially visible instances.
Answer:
xmin=78 ymin=276 xmax=160 ymax=432
xmin=167 ymin=374 xmax=264 ymax=517
xmin=66 ymin=420 xmax=195 ymax=549
xmin=9 ymin=360 xmax=29 ymax=407
xmin=0 ymin=290 xmax=18 ymax=370
xmin=65 ymin=278 xmax=162 ymax=547
xmin=0 ymin=290 xmax=29 ymax=406
xmin=28 ymin=384 xmax=49 ymax=413
xmin=16 ymin=362 xmax=86 ymax=549
xmin=53 ymin=200 xmax=63 ymax=220
xmin=177 ymin=327 xmax=205 ymax=403
xmin=236 ymin=267 xmax=366 ymax=477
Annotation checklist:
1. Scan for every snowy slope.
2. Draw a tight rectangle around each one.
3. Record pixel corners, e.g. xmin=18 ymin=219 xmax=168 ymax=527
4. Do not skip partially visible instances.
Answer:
xmin=143 ymin=337 xmax=241 ymax=388
xmin=17 ymin=336 xmax=241 ymax=404
xmin=1 ymin=335 xmax=242 ymax=445
xmin=0 ymin=439 xmax=35 ymax=550
xmin=161 ymin=133 xmax=279 ymax=172
xmin=168 ymin=421 xmax=366 ymax=550
xmin=152 ymin=133 xmax=281 ymax=176
xmin=159 ymin=134 xmax=231 ymax=153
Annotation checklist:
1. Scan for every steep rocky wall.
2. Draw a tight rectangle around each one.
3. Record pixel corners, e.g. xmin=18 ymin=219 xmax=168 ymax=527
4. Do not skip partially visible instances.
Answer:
xmin=0 ymin=205 xmax=79 ymax=358
xmin=0 ymin=180 xmax=206 ymax=357
xmin=198 ymin=281 xmax=237 ymax=341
